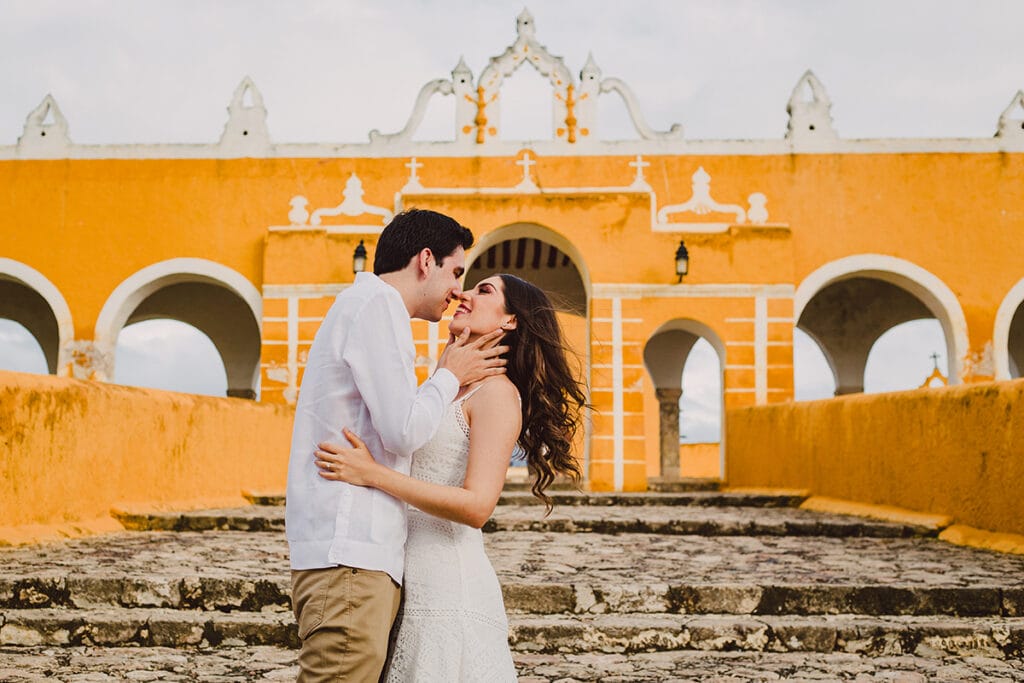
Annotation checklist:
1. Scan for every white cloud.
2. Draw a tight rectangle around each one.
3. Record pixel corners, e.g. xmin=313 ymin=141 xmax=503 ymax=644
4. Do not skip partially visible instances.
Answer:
xmin=0 ymin=320 xmax=48 ymax=374
xmin=113 ymin=320 xmax=227 ymax=396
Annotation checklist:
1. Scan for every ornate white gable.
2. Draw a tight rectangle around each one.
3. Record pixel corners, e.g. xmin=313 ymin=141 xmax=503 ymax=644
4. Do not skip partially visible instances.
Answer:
xmin=219 ymin=77 xmax=271 ymax=156
xmin=369 ymin=8 xmax=680 ymax=147
xmin=17 ymin=94 xmax=71 ymax=157
xmin=786 ymin=70 xmax=837 ymax=142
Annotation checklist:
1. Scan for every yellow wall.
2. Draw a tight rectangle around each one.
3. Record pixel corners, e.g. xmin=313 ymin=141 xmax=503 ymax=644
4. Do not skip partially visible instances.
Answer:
xmin=3 ymin=149 xmax=1023 ymax=492
xmin=725 ymin=379 xmax=1024 ymax=536
xmin=0 ymin=370 xmax=293 ymax=539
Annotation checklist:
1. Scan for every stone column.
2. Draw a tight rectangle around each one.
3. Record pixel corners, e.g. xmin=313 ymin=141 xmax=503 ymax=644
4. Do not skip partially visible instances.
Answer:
xmin=656 ymin=388 xmax=682 ymax=480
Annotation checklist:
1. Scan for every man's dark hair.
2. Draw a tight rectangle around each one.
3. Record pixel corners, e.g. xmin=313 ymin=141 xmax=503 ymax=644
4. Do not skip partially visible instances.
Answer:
xmin=373 ymin=209 xmax=474 ymax=275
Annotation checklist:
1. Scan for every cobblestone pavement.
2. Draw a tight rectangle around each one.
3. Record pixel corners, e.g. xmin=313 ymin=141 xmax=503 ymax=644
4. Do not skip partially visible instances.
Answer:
xmin=3 ymin=498 xmax=1024 ymax=679
xmin=3 ymin=529 xmax=1022 ymax=594
xmin=0 ymin=646 xmax=1021 ymax=682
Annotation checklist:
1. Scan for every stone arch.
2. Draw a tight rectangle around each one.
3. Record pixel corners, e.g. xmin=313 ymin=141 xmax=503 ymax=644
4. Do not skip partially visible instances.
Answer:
xmin=643 ymin=318 xmax=726 ymax=480
xmin=994 ymin=277 xmax=1024 ymax=379
xmin=465 ymin=222 xmax=591 ymax=316
xmin=95 ymin=258 xmax=262 ymax=397
xmin=795 ymin=255 xmax=968 ymax=392
xmin=0 ymin=258 xmax=73 ymax=374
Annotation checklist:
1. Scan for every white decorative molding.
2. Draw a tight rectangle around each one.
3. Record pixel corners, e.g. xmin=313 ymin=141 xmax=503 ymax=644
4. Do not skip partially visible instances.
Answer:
xmin=275 ymin=173 xmax=393 ymax=233
xmin=219 ymin=77 xmax=271 ymax=156
xmin=794 ymin=254 xmax=969 ymax=384
xmin=598 ymin=76 xmax=682 ymax=141
xmin=996 ymin=90 xmax=1024 ymax=139
xmin=398 ymin=154 xmax=780 ymax=235
xmin=657 ymin=167 xmax=747 ymax=227
xmin=370 ymin=9 xmax=678 ymax=149
xmin=786 ymin=70 xmax=838 ymax=143
xmin=0 ymin=257 xmax=74 ymax=375
xmin=17 ymin=94 xmax=71 ymax=157
xmin=993 ymin=276 xmax=1024 ymax=379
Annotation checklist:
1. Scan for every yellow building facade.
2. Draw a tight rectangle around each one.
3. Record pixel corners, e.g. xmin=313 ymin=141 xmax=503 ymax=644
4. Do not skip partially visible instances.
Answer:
xmin=2 ymin=11 xmax=1024 ymax=491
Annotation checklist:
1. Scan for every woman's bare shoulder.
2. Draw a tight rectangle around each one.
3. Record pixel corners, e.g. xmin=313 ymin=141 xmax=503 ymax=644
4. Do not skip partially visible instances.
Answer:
xmin=466 ymin=376 xmax=520 ymax=409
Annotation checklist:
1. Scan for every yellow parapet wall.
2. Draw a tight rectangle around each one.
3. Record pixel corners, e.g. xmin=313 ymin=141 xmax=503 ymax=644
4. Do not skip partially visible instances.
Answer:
xmin=0 ymin=370 xmax=294 ymax=542
xmin=725 ymin=379 xmax=1024 ymax=537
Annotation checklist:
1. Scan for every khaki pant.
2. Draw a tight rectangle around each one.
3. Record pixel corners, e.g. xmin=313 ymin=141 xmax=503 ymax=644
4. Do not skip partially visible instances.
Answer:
xmin=291 ymin=565 xmax=401 ymax=682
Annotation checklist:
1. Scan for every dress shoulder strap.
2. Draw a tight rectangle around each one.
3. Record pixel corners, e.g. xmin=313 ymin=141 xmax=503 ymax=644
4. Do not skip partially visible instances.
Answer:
xmin=455 ymin=381 xmax=489 ymax=403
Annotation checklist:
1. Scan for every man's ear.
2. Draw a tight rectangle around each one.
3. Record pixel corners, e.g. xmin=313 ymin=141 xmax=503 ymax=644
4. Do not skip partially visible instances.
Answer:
xmin=416 ymin=248 xmax=434 ymax=278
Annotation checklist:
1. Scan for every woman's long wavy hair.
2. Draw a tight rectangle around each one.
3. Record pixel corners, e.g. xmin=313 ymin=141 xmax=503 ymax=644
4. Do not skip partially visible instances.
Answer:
xmin=496 ymin=274 xmax=588 ymax=512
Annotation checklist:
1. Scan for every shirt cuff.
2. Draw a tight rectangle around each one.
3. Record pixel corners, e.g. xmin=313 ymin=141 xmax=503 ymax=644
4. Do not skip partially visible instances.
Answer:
xmin=429 ymin=368 xmax=460 ymax=402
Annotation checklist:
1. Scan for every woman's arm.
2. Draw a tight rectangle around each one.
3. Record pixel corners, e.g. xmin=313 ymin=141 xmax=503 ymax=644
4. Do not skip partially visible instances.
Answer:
xmin=316 ymin=380 xmax=522 ymax=529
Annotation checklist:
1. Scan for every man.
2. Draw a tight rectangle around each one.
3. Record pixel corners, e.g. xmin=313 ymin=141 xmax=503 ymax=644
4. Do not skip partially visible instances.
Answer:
xmin=286 ymin=209 xmax=507 ymax=681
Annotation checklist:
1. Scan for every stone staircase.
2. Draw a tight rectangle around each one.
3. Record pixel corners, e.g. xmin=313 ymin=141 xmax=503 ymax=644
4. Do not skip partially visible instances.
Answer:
xmin=2 ymin=485 xmax=1023 ymax=681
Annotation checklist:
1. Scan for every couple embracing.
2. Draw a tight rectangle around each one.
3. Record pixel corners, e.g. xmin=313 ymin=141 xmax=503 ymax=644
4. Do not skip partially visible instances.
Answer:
xmin=285 ymin=209 xmax=586 ymax=681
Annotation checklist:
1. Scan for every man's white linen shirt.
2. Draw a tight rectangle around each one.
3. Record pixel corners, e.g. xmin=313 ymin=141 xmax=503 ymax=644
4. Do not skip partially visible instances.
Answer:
xmin=285 ymin=272 xmax=459 ymax=583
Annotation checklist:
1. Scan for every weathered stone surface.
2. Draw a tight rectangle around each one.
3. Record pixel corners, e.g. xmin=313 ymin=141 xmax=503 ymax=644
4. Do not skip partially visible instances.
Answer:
xmin=498 ymin=491 xmax=803 ymax=508
xmin=3 ymin=500 xmax=1024 ymax=678
xmin=112 ymin=502 xmax=935 ymax=537
xmin=0 ymin=647 xmax=1021 ymax=682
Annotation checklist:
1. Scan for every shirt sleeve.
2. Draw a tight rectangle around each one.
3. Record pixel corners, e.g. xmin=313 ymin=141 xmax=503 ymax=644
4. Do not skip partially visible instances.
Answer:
xmin=342 ymin=292 xmax=459 ymax=458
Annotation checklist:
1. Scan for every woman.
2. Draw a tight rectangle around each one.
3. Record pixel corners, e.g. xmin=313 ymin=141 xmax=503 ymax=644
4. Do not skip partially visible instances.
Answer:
xmin=314 ymin=273 xmax=586 ymax=682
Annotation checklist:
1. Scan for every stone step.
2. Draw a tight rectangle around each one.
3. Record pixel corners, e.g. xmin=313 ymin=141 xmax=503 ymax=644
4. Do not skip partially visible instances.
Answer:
xmin=3 ymin=573 xmax=1017 ymax=619
xmin=243 ymin=487 xmax=781 ymax=508
xmin=2 ymin=608 xmax=1022 ymax=659
xmin=113 ymin=503 xmax=929 ymax=537
xmin=3 ymin=646 xmax=1020 ymax=683
xmin=5 ymin=531 xmax=1022 ymax=617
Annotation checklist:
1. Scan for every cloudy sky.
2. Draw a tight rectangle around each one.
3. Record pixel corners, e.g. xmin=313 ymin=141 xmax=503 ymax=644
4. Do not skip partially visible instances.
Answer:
xmin=2 ymin=0 xmax=1016 ymax=440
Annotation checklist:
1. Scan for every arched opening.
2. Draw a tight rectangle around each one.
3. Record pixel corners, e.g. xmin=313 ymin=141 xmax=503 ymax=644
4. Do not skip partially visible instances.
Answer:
xmin=864 ymin=320 xmax=947 ymax=392
xmin=643 ymin=319 xmax=726 ymax=480
xmin=0 ymin=279 xmax=60 ymax=374
xmin=0 ymin=259 xmax=72 ymax=375
xmin=115 ymin=319 xmax=228 ymax=396
xmin=795 ymin=256 xmax=967 ymax=394
xmin=465 ymin=223 xmax=590 ymax=470
xmin=96 ymin=259 xmax=262 ymax=398
xmin=995 ymin=278 xmax=1024 ymax=379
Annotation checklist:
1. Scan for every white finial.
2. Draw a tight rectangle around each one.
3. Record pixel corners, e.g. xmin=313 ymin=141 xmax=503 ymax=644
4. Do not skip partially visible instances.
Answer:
xmin=452 ymin=56 xmax=472 ymax=79
xmin=516 ymin=8 xmax=536 ymax=38
xmin=220 ymin=76 xmax=271 ymax=154
xmin=786 ymin=70 xmax=837 ymax=141
xmin=17 ymin=94 xmax=71 ymax=155
xmin=580 ymin=52 xmax=602 ymax=82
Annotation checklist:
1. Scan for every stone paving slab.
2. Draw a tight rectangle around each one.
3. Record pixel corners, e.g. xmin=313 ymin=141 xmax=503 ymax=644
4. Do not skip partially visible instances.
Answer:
xmin=112 ymin=504 xmax=934 ymax=537
xmin=2 ymin=609 xmax=1023 ymax=658
xmin=244 ymin=490 xmax=801 ymax=508
xmin=1 ymin=647 xmax=1022 ymax=682
xmin=508 ymin=613 xmax=1024 ymax=658
xmin=2 ymin=531 xmax=1023 ymax=617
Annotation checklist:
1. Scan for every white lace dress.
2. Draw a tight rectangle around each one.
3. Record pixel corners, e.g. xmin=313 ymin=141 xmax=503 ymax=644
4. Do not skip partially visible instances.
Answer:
xmin=384 ymin=389 xmax=518 ymax=682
